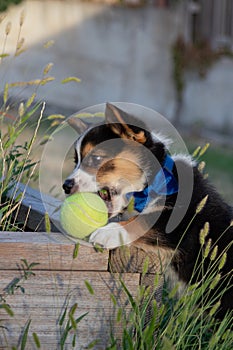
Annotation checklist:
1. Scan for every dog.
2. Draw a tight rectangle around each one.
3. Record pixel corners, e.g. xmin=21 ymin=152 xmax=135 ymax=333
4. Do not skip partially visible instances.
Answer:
xmin=63 ymin=103 xmax=233 ymax=319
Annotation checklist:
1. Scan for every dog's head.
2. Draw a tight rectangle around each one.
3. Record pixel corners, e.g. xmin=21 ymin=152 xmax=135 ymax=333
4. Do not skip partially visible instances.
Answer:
xmin=63 ymin=103 xmax=168 ymax=218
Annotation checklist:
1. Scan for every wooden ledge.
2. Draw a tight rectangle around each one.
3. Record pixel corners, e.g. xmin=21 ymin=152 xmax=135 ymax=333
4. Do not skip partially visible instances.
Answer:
xmin=0 ymin=231 xmax=109 ymax=271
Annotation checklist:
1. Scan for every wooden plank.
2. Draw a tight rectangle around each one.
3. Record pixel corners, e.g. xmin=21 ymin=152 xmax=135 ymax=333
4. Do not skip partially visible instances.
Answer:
xmin=0 ymin=232 xmax=109 ymax=271
xmin=0 ymin=270 xmax=140 ymax=349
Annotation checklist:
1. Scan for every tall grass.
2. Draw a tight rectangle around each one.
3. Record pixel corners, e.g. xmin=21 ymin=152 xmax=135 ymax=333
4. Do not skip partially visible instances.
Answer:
xmin=0 ymin=11 xmax=52 ymax=231
xmin=107 ymin=222 xmax=233 ymax=349
xmin=0 ymin=100 xmax=45 ymax=230
xmin=0 ymin=11 xmax=80 ymax=230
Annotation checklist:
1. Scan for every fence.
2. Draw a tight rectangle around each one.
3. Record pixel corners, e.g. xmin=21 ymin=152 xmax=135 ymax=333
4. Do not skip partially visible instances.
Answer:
xmin=186 ymin=0 xmax=233 ymax=50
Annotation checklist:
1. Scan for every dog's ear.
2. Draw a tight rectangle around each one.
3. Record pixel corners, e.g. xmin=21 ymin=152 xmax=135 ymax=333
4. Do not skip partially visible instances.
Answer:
xmin=105 ymin=103 xmax=147 ymax=144
xmin=67 ymin=115 xmax=89 ymax=134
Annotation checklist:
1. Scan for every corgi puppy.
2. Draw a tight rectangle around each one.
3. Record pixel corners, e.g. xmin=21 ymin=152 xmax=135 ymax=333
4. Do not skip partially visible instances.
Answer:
xmin=63 ymin=103 xmax=233 ymax=319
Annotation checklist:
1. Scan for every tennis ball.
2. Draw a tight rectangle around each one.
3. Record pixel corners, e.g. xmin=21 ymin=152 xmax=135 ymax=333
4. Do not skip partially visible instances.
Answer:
xmin=60 ymin=192 xmax=108 ymax=239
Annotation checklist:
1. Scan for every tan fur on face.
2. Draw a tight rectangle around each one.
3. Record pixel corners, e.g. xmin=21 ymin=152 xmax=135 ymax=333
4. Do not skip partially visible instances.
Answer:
xmin=97 ymin=158 xmax=143 ymax=190
xmin=96 ymin=148 xmax=145 ymax=192
xmin=82 ymin=142 xmax=95 ymax=158
xmin=131 ymin=130 xmax=146 ymax=143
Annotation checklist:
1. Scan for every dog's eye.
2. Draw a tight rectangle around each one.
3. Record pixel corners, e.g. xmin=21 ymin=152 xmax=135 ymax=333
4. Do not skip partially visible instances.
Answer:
xmin=84 ymin=154 xmax=103 ymax=167
xmin=91 ymin=155 xmax=102 ymax=166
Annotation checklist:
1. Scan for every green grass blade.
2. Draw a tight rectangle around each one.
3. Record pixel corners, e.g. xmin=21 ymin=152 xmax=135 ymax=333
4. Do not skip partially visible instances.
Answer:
xmin=20 ymin=319 xmax=31 ymax=350
xmin=32 ymin=332 xmax=41 ymax=348
xmin=84 ymin=280 xmax=94 ymax=295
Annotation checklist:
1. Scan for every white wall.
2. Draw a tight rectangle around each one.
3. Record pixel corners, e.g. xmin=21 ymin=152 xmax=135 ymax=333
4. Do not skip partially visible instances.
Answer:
xmin=0 ymin=0 xmax=183 ymax=120
xmin=0 ymin=0 xmax=232 ymax=134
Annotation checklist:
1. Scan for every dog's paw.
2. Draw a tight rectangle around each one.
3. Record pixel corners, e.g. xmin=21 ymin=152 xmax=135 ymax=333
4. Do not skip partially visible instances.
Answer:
xmin=89 ymin=222 xmax=129 ymax=249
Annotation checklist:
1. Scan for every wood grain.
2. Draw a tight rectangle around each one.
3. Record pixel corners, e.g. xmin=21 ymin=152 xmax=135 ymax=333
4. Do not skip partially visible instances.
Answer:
xmin=0 ymin=231 xmax=109 ymax=271
xmin=0 ymin=270 xmax=140 ymax=349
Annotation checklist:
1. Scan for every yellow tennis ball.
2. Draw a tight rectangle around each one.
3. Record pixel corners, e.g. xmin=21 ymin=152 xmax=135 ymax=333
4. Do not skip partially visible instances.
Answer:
xmin=60 ymin=192 xmax=108 ymax=239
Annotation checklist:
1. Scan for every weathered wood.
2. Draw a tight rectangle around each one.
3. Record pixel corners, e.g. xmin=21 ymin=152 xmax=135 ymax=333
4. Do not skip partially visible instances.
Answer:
xmin=0 ymin=270 xmax=140 ymax=349
xmin=0 ymin=231 xmax=163 ymax=348
xmin=0 ymin=231 xmax=109 ymax=271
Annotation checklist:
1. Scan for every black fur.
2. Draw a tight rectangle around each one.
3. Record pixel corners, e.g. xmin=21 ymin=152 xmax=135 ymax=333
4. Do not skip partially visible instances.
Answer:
xmin=65 ymin=104 xmax=233 ymax=320
xmin=139 ymin=153 xmax=233 ymax=319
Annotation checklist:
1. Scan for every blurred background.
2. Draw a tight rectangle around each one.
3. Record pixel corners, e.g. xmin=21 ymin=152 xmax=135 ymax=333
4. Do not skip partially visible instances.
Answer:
xmin=0 ymin=0 xmax=232 ymax=202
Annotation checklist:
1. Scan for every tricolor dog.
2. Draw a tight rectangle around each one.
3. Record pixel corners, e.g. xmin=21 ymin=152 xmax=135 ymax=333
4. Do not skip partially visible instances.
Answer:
xmin=63 ymin=103 xmax=233 ymax=319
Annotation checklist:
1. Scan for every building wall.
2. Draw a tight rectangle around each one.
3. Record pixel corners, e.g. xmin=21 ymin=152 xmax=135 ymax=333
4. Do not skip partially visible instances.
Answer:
xmin=0 ymin=0 xmax=184 ymax=120
xmin=0 ymin=0 xmax=233 ymax=133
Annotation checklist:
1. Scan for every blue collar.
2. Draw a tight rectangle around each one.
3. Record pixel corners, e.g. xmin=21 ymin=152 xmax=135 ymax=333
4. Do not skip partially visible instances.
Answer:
xmin=125 ymin=154 xmax=178 ymax=213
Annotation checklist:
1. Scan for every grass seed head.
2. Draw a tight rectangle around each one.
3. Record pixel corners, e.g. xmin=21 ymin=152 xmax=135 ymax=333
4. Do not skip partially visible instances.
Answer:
xmin=19 ymin=10 xmax=25 ymax=27
xmin=210 ymin=245 xmax=218 ymax=261
xmin=209 ymin=300 xmax=221 ymax=317
xmin=18 ymin=102 xmax=25 ymax=118
xmin=199 ymin=222 xmax=210 ymax=246
xmin=43 ymin=62 xmax=54 ymax=76
xmin=5 ymin=22 xmax=11 ymax=35
xmin=199 ymin=143 xmax=210 ymax=157
xmin=196 ymin=195 xmax=208 ymax=214
xmin=218 ymin=252 xmax=227 ymax=271
xmin=210 ymin=273 xmax=221 ymax=290
xmin=204 ymin=238 xmax=212 ymax=258
xmin=198 ymin=161 xmax=206 ymax=173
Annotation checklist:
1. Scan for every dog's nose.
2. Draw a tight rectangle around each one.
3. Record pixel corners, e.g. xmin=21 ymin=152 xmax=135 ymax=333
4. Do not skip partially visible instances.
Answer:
xmin=63 ymin=178 xmax=75 ymax=194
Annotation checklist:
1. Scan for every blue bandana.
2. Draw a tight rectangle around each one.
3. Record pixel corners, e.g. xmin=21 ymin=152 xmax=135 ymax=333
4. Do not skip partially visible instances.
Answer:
xmin=125 ymin=154 xmax=178 ymax=212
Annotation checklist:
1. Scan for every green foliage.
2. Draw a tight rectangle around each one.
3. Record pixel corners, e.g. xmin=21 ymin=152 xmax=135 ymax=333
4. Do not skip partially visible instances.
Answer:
xmin=172 ymin=37 xmax=185 ymax=101
xmin=20 ymin=319 xmax=31 ymax=350
xmin=0 ymin=101 xmax=44 ymax=231
xmin=0 ymin=0 xmax=22 ymax=13
xmin=0 ymin=13 xmax=52 ymax=231
xmin=0 ymin=259 xmax=39 ymax=301
xmin=59 ymin=301 xmax=88 ymax=350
